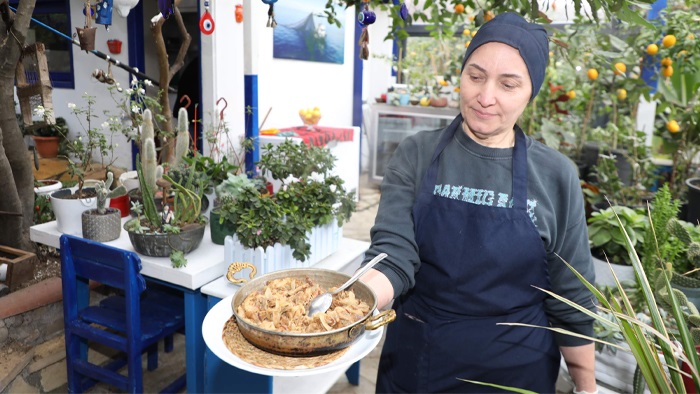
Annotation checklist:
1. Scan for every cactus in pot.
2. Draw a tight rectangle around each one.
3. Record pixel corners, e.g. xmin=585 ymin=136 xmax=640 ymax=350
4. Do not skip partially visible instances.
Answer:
xmin=81 ymin=171 xmax=127 ymax=242
xmin=666 ymin=218 xmax=700 ymax=289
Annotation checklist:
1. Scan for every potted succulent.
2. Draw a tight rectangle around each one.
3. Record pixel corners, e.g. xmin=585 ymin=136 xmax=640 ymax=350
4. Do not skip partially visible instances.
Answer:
xmin=81 ymin=171 xmax=127 ymax=242
xmin=123 ymin=109 xmax=207 ymax=268
xmin=209 ymin=172 xmax=256 ymax=245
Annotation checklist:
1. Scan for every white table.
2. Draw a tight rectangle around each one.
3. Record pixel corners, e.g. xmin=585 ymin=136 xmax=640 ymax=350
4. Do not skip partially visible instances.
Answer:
xmin=31 ymin=219 xmax=227 ymax=393
xmin=200 ymin=237 xmax=370 ymax=393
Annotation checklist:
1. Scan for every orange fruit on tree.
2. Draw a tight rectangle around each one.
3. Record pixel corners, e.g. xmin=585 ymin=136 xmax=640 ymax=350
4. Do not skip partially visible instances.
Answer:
xmin=567 ymin=90 xmax=576 ymax=99
xmin=613 ymin=62 xmax=626 ymax=75
xmin=662 ymin=34 xmax=676 ymax=48
xmin=646 ymin=44 xmax=659 ymax=55
xmin=454 ymin=3 xmax=465 ymax=14
xmin=484 ymin=10 xmax=494 ymax=21
xmin=464 ymin=41 xmax=470 ymax=48
xmin=688 ymin=33 xmax=695 ymax=40
xmin=463 ymin=29 xmax=470 ymax=36
xmin=667 ymin=120 xmax=680 ymax=133
xmin=662 ymin=65 xmax=674 ymax=78
xmin=587 ymin=68 xmax=599 ymax=81
xmin=661 ymin=57 xmax=672 ymax=67
xmin=471 ymin=30 xmax=477 ymax=37
xmin=616 ymin=88 xmax=627 ymax=100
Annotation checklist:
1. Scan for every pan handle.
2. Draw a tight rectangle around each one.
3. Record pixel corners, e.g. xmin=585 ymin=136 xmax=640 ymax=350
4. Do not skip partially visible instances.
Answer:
xmin=364 ymin=309 xmax=396 ymax=331
xmin=226 ymin=262 xmax=257 ymax=284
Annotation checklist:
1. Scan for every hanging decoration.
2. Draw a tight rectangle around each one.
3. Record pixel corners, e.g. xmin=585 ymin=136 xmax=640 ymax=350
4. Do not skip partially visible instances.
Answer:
xmin=199 ymin=1 xmax=215 ymax=35
xmin=16 ymin=43 xmax=55 ymax=128
xmin=75 ymin=0 xmax=97 ymax=51
xmin=392 ymin=0 xmax=408 ymax=21
xmin=93 ymin=62 xmax=116 ymax=85
xmin=357 ymin=0 xmax=375 ymax=60
xmin=235 ymin=4 xmax=243 ymax=23
xmin=95 ymin=0 xmax=114 ymax=29
xmin=262 ymin=0 xmax=277 ymax=28
xmin=113 ymin=0 xmax=138 ymax=17
xmin=158 ymin=0 xmax=175 ymax=18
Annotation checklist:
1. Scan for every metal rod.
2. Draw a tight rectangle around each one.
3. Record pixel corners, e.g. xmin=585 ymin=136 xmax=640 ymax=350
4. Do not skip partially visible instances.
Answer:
xmin=9 ymin=5 xmax=160 ymax=86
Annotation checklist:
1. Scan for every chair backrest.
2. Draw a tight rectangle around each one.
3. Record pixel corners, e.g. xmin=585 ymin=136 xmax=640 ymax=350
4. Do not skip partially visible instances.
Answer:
xmin=60 ymin=234 xmax=146 ymax=293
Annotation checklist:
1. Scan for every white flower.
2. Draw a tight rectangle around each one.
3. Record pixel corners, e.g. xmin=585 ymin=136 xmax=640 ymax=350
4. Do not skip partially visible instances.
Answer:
xmin=138 ymin=88 xmax=145 ymax=95
xmin=308 ymin=172 xmax=324 ymax=183
xmin=33 ymin=106 xmax=45 ymax=117
xmin=78 ymin=136 xmax=82 ymax=141
xmin=101 ymin=121 xmax=109 ymax=129
xmin=283 ymin=175 xmax=300 ymax=184
xmin=125 ymin=88 xmax=134 ymax=95
xmin=144 ymin=79 xmax=153 ymax=86
xmin=131 ymin=105 xmax=140 ymax=114
xmin=115 ymin=143 xmax=119 ymax=148
xmin=282 ymin=184 xmax=289 ymax=191
xmin=131 ymin=76 xmax=138 ymax=87
xmin=329 ymin=184 xmax=337 ymax=193
xmin=115 ymin=82 xmax=120 ymax=87
xmin=68 ymin=103 xmax=76 ymax=109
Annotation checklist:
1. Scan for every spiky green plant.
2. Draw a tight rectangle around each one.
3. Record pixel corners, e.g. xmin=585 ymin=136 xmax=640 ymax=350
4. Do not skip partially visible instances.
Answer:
xmin=171 ymin=107 xmax=190 ymax=168
xmin=94 ymin=172 xmax=126 ymax=214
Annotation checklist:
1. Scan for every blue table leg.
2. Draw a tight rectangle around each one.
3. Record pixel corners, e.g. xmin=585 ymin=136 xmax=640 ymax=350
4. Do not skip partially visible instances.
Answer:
xmin=345 ymin=361 xmax=360 ymax=385
xmin=184 ymin=288 xmax=208 ymax=393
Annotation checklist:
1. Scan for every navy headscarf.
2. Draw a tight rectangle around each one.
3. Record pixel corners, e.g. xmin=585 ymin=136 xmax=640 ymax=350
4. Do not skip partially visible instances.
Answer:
xmin=461 ymin=12 xmax=549 ymax=101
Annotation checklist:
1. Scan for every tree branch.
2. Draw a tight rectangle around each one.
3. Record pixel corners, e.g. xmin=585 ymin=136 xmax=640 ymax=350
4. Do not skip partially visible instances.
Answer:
xmin=168 ymin=7 xmax=191 ymax=81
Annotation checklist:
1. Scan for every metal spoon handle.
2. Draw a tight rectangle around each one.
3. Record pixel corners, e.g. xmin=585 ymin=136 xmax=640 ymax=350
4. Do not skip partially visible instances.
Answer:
xmin=333 ymin=252 xmax=388 ymax=294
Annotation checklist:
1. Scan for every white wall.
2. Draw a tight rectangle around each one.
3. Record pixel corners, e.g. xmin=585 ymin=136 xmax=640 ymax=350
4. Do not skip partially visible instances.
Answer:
xmin=48 ymin=5 xmax=133 ymax=170
xmin=248 ymin=1 xmax=357 ymax=129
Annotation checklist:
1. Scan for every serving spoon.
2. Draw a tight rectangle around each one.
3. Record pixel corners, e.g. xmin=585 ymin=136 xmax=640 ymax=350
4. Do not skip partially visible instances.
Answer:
xmin=307 ymin=252 xmax=388 ymax=317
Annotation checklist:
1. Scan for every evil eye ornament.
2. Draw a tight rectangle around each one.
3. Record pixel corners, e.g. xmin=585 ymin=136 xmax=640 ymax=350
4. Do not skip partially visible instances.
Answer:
xmin=95 ymin=0 xmax=114 ymax=28
xmin=199 ymin=10 xmax=215 ymax=35
xmin=358 ymin=9 xmax=376 ymax=26
xmin=398 ymin=3 xmax=408 ymax=20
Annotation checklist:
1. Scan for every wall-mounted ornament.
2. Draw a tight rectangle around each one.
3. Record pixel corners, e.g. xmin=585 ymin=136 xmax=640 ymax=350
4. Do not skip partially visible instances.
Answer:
xmin=261 ymin=0 xmax=277 ymax=28
xmin=199 ymin=2 xmax=215 ymax=35
xmin=113 ymin=0 xmax=138 ymax=17
xmin=357 ymin=0 xmax=374 ymax=60
xmin=95 ymin=0 xmax=114 ymax=29
xmin=107 ymin=39 xmax=122 ymax=54
xmin=235 ymin=4 xmax=243 ymax=23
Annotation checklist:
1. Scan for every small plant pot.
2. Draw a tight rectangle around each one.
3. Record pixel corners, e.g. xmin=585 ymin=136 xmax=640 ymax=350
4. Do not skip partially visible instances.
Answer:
xmin=76 ymin=26 xmax=97 ymax=51
xmin=51 ymin=188 xmax=104 ymax=236
xmin=31 ymin=136 xmax=60 ymax=158
xmin=430 ymin=97 xmax=448 ymax=108
xmin=125 ymin=219 xmax=207 ymax=257
xmin=107 ymin=39 xmax=122 ymax=54
xmin=82 ymin=208 xmax=122 ymax=242
xmin=210 ymin=209 xmax=237 ymax=245
xmin=108 ymin=194 xmax=130 ymax=218
xmin=34 ymin=180 xmax=63 ymax=196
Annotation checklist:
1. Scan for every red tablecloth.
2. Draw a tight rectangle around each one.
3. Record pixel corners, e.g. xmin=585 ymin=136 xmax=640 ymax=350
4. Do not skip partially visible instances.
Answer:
xmin=276 ymin=126 xmax=354 ymax=147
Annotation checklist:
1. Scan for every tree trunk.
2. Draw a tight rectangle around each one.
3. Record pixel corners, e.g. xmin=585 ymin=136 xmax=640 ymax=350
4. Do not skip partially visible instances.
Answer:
xmin=150 ymin=6 xmax=190 ymax=164
xmin=0 ymin=0 xmax=37 ymax=251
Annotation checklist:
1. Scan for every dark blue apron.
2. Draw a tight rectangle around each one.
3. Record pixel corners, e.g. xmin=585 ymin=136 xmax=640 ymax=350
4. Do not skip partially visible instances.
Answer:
xmin=376 ymin=117 xmax=560 ymax=393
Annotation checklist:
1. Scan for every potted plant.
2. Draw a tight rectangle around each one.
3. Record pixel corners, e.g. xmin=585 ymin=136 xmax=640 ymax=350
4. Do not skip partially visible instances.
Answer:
xmin=50 ymin=94 xmax=118 ymax=236
xmin=123 ymin=109 xmax=207 ymax=268
xmin=81 ymin=171 xmax=127 ymax=242
xmin=224 ymin=140 xmax=355 ymax=273
xmin=588 ymin=205 xmax=649 ymax=286
xmin=210 ymin=173 xmax=256 ymax=245
xmin=31 ymin=116 xmax=67 ymax=159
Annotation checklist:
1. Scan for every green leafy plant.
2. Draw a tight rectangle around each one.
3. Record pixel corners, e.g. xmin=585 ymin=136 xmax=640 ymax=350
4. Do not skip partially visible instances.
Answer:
xmin=641 ymin=184 xmax=684 ymax=289
xmin=32 ymin=116 xmax=68 ymax=138
xmin=588 ymin=205 xmax=649 ymax=265
xmin=94 ymin=172 xmax=127 ymax=214
xmin=33 ymin=193 xmax=55 ymax=225
xmin=258 ymin=141 xmax=335 ymax=181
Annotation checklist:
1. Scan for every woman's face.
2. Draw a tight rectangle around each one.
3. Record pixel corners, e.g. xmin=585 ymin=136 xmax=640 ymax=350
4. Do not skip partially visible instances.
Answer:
xmin=460 ymin=42 xmax=532 ymax=147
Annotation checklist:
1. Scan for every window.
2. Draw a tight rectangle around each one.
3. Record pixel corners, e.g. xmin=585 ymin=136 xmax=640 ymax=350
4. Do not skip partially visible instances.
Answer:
xmin=393 ymin=25 xmax=464 ymax=87
xmin=10 ymin=0 xmax=74 ymax=89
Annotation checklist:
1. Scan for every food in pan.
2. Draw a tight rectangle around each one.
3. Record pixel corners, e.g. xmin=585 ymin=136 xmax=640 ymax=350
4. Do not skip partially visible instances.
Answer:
xmin=236 ymin=276 xmax=370 ymax=333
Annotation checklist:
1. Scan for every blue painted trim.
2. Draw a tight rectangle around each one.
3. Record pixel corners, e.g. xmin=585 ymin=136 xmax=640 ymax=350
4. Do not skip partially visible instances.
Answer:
xmin=352 ymin=9 xmax=363 ymax=129
xmin=128 ymin=2 xmax=145 ymax=170
xmin=391 ymin=39 xmax=399 ymax=78
xmin=641 ymin=0 xmax=667 ymax=94
xmin=244 ymin=74 xmax=260 ymax=175
xmin=196 ymin=0 xmax=204 ymax=154
xmin=183 ymin=289 xmax=208 ymax=394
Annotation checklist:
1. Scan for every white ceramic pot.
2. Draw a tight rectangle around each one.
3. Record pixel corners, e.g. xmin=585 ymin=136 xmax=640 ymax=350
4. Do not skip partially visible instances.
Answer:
xmin=50 ymin=188 xmax=108 ymax=236
xmin=119 ymin=171 xmax=139 ymax=192
xmin=34 ymin=180 xmax=63 ymax=196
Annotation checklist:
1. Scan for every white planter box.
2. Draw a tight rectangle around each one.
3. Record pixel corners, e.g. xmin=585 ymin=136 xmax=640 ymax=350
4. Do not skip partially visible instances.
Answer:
xmin=224 ymin=220 xmax=343 ymax=275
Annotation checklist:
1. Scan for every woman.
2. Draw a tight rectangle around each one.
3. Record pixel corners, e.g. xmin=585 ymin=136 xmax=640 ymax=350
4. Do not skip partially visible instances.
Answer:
xmin=359 ymin=13 xmax=597 ymax=393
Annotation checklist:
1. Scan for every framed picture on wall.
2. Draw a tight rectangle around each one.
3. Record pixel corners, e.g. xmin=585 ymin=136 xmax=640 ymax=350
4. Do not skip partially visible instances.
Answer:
xmin=272 ymin=0 xmax=345 ymax=64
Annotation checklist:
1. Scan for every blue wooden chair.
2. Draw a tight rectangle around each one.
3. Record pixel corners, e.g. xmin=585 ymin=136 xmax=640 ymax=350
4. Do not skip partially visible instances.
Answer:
xmin=60 ymin=234 xmax=186 ymax=393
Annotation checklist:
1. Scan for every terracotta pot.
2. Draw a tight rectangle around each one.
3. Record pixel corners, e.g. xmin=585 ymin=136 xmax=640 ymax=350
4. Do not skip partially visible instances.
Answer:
xmin=430 ymin=97 xmax=448 ymax=107
xmin=32 ymin=136 xmax=60 ymax=159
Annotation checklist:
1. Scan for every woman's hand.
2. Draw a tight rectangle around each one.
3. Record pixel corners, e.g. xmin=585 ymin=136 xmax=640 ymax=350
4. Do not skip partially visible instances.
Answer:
xmin=359 ymin=268 xmax=395 ymax=309
xmin=561 ymin=343 xmax=597 ymax=393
